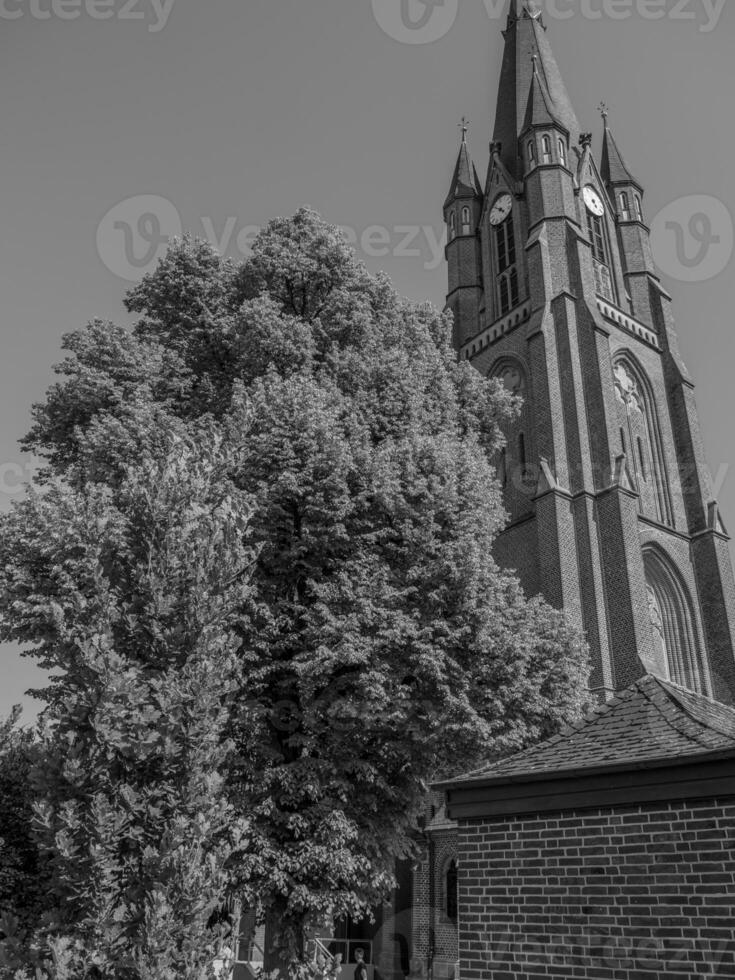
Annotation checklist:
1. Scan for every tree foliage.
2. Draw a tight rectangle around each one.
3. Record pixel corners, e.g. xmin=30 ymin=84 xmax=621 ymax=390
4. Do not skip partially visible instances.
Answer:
xmin=0 ymin=422 xmax=255 ymax=978
xmin=0 ymin=710 xmax=47 ymax=947
xmin=2 ymin=208 xmax=591 ymax=976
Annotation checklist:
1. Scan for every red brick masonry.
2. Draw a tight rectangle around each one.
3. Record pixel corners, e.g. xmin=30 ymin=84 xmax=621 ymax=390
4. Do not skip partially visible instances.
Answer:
xmin=438 ymin=676 xmax=735 ymax=979
xmin=456 ymin=799 xmax=735 ymax=979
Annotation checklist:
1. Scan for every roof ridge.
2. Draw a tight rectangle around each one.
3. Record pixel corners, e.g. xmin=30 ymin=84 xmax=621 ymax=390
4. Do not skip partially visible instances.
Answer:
xmin=652 ymin=675 xmax=735 ymax=740
xmin=641 ymin=676 xmax=728 ymax=752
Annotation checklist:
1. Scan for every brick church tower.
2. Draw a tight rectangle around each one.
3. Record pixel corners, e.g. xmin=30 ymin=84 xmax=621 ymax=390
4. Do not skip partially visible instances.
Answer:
xmin=298 ymin=11 xmax=735 ymax=980
xmin=444 ymin=0 xmax=735 ymax=705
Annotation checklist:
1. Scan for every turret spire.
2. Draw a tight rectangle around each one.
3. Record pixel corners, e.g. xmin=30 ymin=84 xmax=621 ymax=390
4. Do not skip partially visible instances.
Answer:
xmin=444 ymin=122 xmax=482 ymax=208
xmin=522 ymin=55 xmax=566 ymax=133
xmin=601 ymin=115 xmax=642 ymax=190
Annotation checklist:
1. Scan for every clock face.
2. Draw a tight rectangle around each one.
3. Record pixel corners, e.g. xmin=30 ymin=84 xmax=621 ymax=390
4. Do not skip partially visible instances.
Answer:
xmin=583 ymin=185 xmax=605 ymax=217
xmin=489 ymin=193 xmax=513 ymax=226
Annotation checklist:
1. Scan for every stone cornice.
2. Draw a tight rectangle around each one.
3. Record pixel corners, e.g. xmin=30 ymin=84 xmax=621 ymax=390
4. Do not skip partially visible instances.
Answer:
xmin=596 ymin=297 xmax=660 ymax=349
xmin=461 ymin=301 xmax=532 ymax=360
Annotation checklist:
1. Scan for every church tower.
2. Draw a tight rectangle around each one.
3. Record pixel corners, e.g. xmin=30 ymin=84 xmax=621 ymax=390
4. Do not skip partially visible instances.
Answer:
xmin=445 ymin=0 xmax=735 ymax=703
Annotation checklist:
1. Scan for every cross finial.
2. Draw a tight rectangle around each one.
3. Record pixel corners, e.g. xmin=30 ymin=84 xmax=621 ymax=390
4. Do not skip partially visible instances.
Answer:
xmin=598 ymin=101 xmax=609 ymax=124
xmin=459 ymin=116 xmax=469 ymax=143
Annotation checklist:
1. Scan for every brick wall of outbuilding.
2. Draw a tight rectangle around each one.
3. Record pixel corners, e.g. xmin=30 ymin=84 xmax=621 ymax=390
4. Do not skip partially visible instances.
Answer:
xmin=457 ymin=798 xmax=735 ymax=979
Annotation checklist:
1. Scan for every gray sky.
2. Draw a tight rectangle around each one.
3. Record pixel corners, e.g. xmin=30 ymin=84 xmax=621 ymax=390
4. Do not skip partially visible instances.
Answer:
xmin=1 ymin=0 xmax=734 ymax=720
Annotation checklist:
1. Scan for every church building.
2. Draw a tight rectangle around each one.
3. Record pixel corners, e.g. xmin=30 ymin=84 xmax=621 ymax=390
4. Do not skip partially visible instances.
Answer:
xmin=238 ymin=4 xmax=735 ymax=977
xmin=444 ymin=0 xmax=735 ymax=705
xmin=410 ymin=1 xmax=735 ymax=978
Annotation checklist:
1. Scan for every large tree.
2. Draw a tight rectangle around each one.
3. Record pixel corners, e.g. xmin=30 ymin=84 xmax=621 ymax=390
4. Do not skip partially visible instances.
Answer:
xmin=3 ymin=208 xmax=591 ymax=976
xmin=0 ymin=418 xmax=255 ymax=979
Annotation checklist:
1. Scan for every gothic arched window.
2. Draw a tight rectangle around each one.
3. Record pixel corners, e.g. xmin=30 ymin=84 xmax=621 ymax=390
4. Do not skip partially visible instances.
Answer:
xmin=644 ymin=548 xmax=709 ymax=695
xmin=542 ymin=135 xmax=552 ymax=164
xmin=448 ymin=211 xmax=456 ymax=240
xmin=613 ymin=356 xmax=673 ymax=526
xmin=490 ymin=358 xmax=535 ymax=511
xmin=461 ymin=206 xmax=471 ymax=235
xmin=446 ymin=860 xmax=458 ymax=921
xmin=587 ymin=209 xmax=614 ymax=302
xmin=494 ymin=213 xmax=519 ymax=316
xmin=528 ymin=139 xmax=536 ymax=168
xmin=558 ymin=138 xmax=567 ymax=168
xmin=619 ymin=192 xmax=630 ymax=221
xmin=634 ymin=194 xmax=643 ymax=221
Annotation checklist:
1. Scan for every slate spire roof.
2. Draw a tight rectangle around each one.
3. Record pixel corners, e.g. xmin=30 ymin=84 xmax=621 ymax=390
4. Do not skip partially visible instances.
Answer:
xmin=444 ymin=134 xmax=483 ymax=209
xmin=522 ymin=60 xmax=566 ymax=133
xmin=601 ymin=123 xmax=642 ymax=189
xmin=492 ymin=0 xmax=580 ymax=178
xmin=446 ymin=675 xmax=735 ymax=787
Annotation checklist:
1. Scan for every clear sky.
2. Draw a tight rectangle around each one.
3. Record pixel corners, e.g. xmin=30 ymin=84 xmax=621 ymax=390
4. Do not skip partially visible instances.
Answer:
xmin=1 ymin=0 xmax=734 ymax=721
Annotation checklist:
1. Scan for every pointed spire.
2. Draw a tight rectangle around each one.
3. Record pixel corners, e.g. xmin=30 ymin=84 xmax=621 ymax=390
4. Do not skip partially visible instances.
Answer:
xmin=473 ymin=163 xmax=484 ymax=197
xmin=522 ymin=56 xmax=566 ymax=133
xmin=507 ymin=0 xmax=544 ymax=25
xmin=493 ymin=0 xmax=579 ymax=178
xmin=444 ymin=121 xmax=482 ymax=209
xmin=601 ymin=111 xmax=642 ymax=189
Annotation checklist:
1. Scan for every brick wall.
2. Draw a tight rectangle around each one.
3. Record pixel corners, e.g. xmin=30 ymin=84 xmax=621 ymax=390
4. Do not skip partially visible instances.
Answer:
xmin=411 ymin=793 xmax=460 ymax=977
xmin=457 ymin=798 xmax=735 ymax=979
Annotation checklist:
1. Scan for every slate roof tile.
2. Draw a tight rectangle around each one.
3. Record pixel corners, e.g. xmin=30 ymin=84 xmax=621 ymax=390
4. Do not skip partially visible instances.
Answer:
xmin=453 ymin=675 xmax=735 ymax=785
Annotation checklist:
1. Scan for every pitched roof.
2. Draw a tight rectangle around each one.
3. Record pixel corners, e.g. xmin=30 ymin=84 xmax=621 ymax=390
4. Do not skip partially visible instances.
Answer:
xmin=601 ymin=124 xmax=641 ymax=188
xmin=449 ymin=675 xmax=735 ymax=787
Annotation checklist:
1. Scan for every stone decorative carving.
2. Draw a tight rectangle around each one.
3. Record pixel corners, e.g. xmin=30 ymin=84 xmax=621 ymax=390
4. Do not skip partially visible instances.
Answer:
xmin=407 ymin=957 xmax=428 ymax=980
xmin=648 ymin=585 xmax=664 ymax=638
xmin=614 ymin=363 xmax=643 ymax=413
xmin=497 ymin=363 xmax=524 ymax=395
